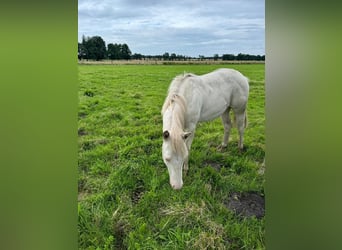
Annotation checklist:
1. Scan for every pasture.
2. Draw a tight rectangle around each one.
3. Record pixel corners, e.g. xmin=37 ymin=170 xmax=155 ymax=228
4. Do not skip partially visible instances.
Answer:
xmin=78 ymin=64 xmax=265 ymax=249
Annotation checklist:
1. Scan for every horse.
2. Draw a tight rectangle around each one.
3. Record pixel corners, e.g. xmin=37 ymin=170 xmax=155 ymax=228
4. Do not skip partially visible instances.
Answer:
xmin=161 ymin=68 xmax=249 ymax=190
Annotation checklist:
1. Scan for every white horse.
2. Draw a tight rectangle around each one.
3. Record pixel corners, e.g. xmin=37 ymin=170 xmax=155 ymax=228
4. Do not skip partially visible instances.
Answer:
xmin=161 ymin=68 xmax=249 ymax=190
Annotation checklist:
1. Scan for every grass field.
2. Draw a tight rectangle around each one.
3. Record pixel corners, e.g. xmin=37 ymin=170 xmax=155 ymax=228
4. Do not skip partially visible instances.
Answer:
xmin=78 ymin=64 xmax=265 ymax=249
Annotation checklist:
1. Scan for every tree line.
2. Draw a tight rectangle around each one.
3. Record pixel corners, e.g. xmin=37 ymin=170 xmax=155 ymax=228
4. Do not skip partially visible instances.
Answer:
xmin=78 ymin=35 xmax=265 ymax=61
xmin=78 ymin=36 xmax=132 ymax=60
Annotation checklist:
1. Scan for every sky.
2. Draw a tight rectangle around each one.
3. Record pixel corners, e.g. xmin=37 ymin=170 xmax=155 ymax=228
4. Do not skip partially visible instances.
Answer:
xmin=78 ymin=0 xmax=265 ymax=57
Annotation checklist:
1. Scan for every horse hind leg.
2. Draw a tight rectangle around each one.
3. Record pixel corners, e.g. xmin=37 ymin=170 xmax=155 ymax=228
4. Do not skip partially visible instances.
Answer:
xmin=218 ymin=107 xmax=232 ymax=151
xmin=234 ymin=109 xmax=247 ymax=151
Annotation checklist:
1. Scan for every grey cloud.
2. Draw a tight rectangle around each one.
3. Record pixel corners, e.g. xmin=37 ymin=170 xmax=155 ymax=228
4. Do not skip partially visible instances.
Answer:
xmin=78 ymin=0 xmax=265 ymax=57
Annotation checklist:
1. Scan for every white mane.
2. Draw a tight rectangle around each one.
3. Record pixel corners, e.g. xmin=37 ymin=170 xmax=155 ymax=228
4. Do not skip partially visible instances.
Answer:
xmin=161 ymin=74 xmax=191 ymax=154
xmin=161 ymin=73 xmax=193 ymax=115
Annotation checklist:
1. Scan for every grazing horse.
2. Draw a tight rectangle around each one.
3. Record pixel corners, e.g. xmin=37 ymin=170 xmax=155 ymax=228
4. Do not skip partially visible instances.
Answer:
xmin=161 ymin=68 xmax=249 ymax=190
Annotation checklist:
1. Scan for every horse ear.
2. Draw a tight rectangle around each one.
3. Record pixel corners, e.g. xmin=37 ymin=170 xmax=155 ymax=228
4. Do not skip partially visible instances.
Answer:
xmin=182 ymin=131 xmax=192 ymax=140
xmin=163 ymin=130 xmax=170 ymax=139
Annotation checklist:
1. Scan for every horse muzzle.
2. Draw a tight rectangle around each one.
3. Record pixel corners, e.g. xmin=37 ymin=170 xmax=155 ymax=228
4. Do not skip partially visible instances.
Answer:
xmin=170 ymin=180 xmax=183 ymax=190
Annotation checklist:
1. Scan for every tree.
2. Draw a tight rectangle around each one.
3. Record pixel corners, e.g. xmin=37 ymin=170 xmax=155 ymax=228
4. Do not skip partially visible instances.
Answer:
xmin=222 ymin=54 xmax=235 ymax=61
xmin=78 ymin=42 xmax=87 ymax=60
xmin=132 ymin=53 xmax=143 ymax=60
xmin=213 ymin=54 xmax=219 ymax=61
xmin=163 ymin=52 xmax=170 ymax=60
xmin=82 ymin=36 xmax=106 ymax=60
xmin=107 ymin=43 xmax=121 ymax=60
xmin=78 ymin=36 xmax=89 ymax=60
xmin=120 ymin=44 xmax=132 ymax=60
xmin=236 ymin=53 xmax=249 ymax=61
xmin=170 ymin=53 xmax=177 ymax=61
xmin=198 ymin=55 xmax=205 ymax=61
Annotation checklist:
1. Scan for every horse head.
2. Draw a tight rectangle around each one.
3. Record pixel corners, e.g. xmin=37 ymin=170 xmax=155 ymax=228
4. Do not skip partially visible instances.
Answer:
xmin=162 ymin=129 xmax=191 ymax=190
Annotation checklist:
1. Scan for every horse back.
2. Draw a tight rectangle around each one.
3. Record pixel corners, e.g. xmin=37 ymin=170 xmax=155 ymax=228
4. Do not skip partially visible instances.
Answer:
xmin=189 ymin=68 xmax=249 ymax=122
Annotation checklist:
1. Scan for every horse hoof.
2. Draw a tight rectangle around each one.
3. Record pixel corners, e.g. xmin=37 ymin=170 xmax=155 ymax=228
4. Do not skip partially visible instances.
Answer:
xmin=217 ymin=144 xmax=227 ymax=152
xmin=239 ymin=145 xmax=247 ymax=153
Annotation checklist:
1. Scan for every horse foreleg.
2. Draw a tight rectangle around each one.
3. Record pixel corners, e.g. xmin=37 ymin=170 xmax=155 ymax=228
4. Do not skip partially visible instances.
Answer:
xmin=183 ymin=131 xmax=195 ymax=173
xmin=183 ymin=158 xmax=189 ymax=174
xmin=218 ymin=108 xmax=231 ymax=151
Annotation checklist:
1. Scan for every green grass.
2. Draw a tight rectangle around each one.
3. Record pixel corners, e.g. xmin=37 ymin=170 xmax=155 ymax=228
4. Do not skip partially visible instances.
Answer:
xmin=78 ymin=64 xmax=265 ymax=249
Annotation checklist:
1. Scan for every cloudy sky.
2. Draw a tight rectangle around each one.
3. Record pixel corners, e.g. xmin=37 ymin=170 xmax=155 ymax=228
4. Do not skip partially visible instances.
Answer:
xmin=78 ymin=0 xmax=264 ymax=57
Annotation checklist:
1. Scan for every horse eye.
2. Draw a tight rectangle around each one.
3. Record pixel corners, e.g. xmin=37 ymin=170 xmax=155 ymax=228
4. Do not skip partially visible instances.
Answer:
xmin=163 ymin=130 xmax=170 ymax=139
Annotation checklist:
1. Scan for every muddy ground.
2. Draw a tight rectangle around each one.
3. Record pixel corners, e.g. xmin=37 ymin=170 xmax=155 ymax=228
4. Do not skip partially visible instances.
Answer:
xmin=225 ymin=191 xmax=265 ymax=218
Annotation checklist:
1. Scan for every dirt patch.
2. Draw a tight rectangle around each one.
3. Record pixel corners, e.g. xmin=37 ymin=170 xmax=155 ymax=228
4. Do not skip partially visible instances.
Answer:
xmin=225 ymin=191 xmax=265 ymax=219
xmin=113 ymin=220 xmax=128 ymax=250
xmin=131 ymin=184 xmax=144 ymax=204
